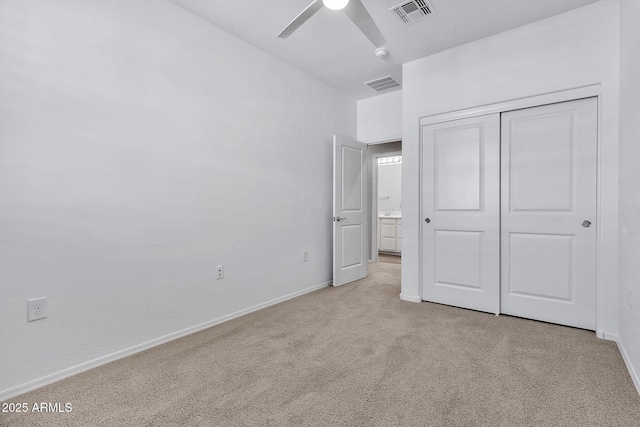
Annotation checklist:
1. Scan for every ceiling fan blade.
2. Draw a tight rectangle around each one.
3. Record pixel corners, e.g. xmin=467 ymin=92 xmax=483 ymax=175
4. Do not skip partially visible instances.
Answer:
xmin=343 ymin=0 xmax=386 ymax=47
xmin=277 ymin=0 xmax=324 ymax=39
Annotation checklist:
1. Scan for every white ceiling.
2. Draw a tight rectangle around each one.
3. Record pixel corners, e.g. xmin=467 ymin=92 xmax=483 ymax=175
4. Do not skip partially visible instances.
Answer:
xmin=168 ymin=0 xmax=601 ymax=100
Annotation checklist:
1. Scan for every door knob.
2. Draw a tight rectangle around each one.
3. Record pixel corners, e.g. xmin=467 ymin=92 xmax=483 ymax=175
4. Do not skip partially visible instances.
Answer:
xmin=425 ymin=218 xmax=431 ymax=223
xmin=335 ymin=217 xmax=347 ymax=222
xmin=582 ymin=220 xmax=591 ymax=228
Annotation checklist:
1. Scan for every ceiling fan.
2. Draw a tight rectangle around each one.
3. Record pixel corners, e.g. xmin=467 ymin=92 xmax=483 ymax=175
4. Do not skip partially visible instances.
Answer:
xmin=277 ymin=0 xmax=386 ymax=48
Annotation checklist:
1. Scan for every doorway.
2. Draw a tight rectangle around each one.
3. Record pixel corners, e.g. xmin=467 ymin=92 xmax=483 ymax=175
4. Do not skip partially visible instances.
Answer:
xmin=377 ymin=154 xmax=402 ymax=256
xmin=369 ymin=142 xmax=401 ymax=264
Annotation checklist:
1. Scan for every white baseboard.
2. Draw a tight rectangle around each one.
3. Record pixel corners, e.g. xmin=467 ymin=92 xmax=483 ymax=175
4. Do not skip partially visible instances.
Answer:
xmin=601 ymin=331 xmax=618 ymax=341
xmin=0 ymin=281 xmax=330 ymax=402
xmin=615 ymin=335 xmax=640 ymax=396
xmin=399 ymin=293 xmax=422 ymax=303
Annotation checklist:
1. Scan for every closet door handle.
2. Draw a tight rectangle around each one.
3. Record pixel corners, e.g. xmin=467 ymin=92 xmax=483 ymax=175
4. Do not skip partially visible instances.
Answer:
xmin=582 ymin=220 xmax=591 ymax=228
xmin=425 ymin=218 xmax=431 ymax=224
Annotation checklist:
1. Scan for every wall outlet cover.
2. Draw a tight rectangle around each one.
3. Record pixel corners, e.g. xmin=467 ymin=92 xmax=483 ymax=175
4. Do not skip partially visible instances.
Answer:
xmin=28 ymin=297 xmax=48 ymax=322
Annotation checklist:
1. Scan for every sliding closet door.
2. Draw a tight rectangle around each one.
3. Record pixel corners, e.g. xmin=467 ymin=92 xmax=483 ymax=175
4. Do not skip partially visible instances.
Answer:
xmin=421 ymin=114 xmax=500 ymax=314
xmin=501 ymin=98 xmax=597 ymax=330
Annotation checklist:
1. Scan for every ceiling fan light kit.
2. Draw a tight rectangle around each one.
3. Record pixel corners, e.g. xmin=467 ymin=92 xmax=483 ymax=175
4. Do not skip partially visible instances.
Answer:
xmin=322 ymin=0 xmax=349 ymax=10
xmin=278 ymin=0 xmax=386 ymax=48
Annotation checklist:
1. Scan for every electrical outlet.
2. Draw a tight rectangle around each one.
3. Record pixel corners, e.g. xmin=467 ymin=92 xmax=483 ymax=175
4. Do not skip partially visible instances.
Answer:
xmin=28 ymin=297 xmax=48 ymax=322
xmin=302 ymin=250 xmax=309 ymax=262
xmin=628 ymin=287 xmax=633 ymax=310
xmin=216 ymin=265 xmax=224 ymax=280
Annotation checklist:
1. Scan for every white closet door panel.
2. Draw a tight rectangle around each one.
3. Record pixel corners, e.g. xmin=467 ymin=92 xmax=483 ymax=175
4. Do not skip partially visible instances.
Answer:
xmin=435 ymin=230 xmax=482 ymax=289
xmin=501 ymin=98 xmax=597 ymax=330
xmin=435 ymin=127 xmax=482 ymax=211
xmin=421 ymin=114 xmax=500 ymax=314
xmin=509 ymin=113 xmax=573 ymax=211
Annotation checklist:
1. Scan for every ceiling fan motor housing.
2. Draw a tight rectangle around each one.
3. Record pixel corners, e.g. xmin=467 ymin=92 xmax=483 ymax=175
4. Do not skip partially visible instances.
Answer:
xmin=375 ymin=47 xmax=389 ymax=58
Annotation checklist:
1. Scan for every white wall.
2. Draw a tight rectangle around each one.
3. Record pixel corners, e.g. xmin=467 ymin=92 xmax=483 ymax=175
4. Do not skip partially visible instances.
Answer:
xmin=378 ymin=162 xmax=402 ymax=213
xmin=401 ymin=1 xmax=620 ymax=337
xmin=357 ymin=91 xmax=402 ymax=144
xmin=618 ymin=0 xmax=640 ymax=392
xmin=0 ymin=0 xmax=355 ymax=398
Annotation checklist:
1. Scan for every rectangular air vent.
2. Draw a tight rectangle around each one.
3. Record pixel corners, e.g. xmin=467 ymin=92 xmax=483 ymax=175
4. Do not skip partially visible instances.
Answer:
xmin=390 ymin=0 xmax=435 ymax=25
xmin=364 ymin=75 xmax=401 ymax=93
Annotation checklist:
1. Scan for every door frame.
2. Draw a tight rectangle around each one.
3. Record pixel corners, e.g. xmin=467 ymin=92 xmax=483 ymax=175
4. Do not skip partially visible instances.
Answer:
xmin=372 ymin=150 xmax=402 ymax=263
xmin=418 ymin=84 xmax=605 ymax=335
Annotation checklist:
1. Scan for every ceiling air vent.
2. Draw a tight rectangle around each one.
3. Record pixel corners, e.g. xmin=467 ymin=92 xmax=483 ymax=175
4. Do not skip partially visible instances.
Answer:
xmin=364 ymin=75 xmax=401 ymax=93
xmin=390 ymin=0 xmax=435 ymax=25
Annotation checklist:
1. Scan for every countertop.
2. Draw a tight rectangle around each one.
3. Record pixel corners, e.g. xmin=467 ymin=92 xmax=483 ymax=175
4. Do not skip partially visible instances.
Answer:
xmin=379 ymin=214 xmax=402 ymax=219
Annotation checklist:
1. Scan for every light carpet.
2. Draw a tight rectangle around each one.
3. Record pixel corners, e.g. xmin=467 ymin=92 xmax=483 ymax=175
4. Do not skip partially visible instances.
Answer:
xmin=2 ymin=261 xmax=639 ymax=426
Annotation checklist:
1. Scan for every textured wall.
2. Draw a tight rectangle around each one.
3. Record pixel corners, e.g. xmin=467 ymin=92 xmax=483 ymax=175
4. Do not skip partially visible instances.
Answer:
xmin=378 ymin=162 xmax=402 ymax=214
xmin=618 ymin=0 xmax=640 ymax=392
xmin=401 ymin=1 xmax=620 ymax=336
xmin=0 ymin=0 xmax=355 ymax=396
xmin=357 ymin=91 xmax=402 ymax=144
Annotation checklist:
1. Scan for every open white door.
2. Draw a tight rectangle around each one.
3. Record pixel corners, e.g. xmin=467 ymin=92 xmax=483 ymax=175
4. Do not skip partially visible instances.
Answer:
xmin=333 ymin=135 xmax=368 ymax=286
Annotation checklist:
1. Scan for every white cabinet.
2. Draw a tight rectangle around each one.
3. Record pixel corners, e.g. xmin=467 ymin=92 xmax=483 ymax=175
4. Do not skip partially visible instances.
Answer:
xmin=378 ymin=217 xmax=401 ymax=253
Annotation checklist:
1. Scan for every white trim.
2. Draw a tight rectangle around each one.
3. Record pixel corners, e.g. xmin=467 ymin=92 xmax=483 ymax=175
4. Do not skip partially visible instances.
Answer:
xmin=595 ymin=94 xmax=604 ymax=337
xmin=362 ymin=136 xmax=402 ymax=145
xmin=419 ymin=85 xmax=601 ymax=127
xmin=417 ymin=87 xmax=603 ymax=330
xmin=0 ymin=281 xmax=331 ymax=401
xmin=615 ymin=336 xmax=640 ymax=396
xmin=400 ymin=293 xmax=422 ymax=303
xmin=418 ymin=124 xmax=425 ymax=302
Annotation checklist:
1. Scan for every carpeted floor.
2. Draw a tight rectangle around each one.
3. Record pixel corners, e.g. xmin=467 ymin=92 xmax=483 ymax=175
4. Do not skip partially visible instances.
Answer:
xmin=378 ymin=253 xmax=401 ymax=264
xmin=2 ymin=261 xmax=639 ymax=426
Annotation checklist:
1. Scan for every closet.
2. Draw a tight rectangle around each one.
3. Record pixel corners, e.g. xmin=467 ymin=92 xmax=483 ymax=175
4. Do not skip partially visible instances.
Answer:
xmin=420 ymin=97 xmax=597 ymax=330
